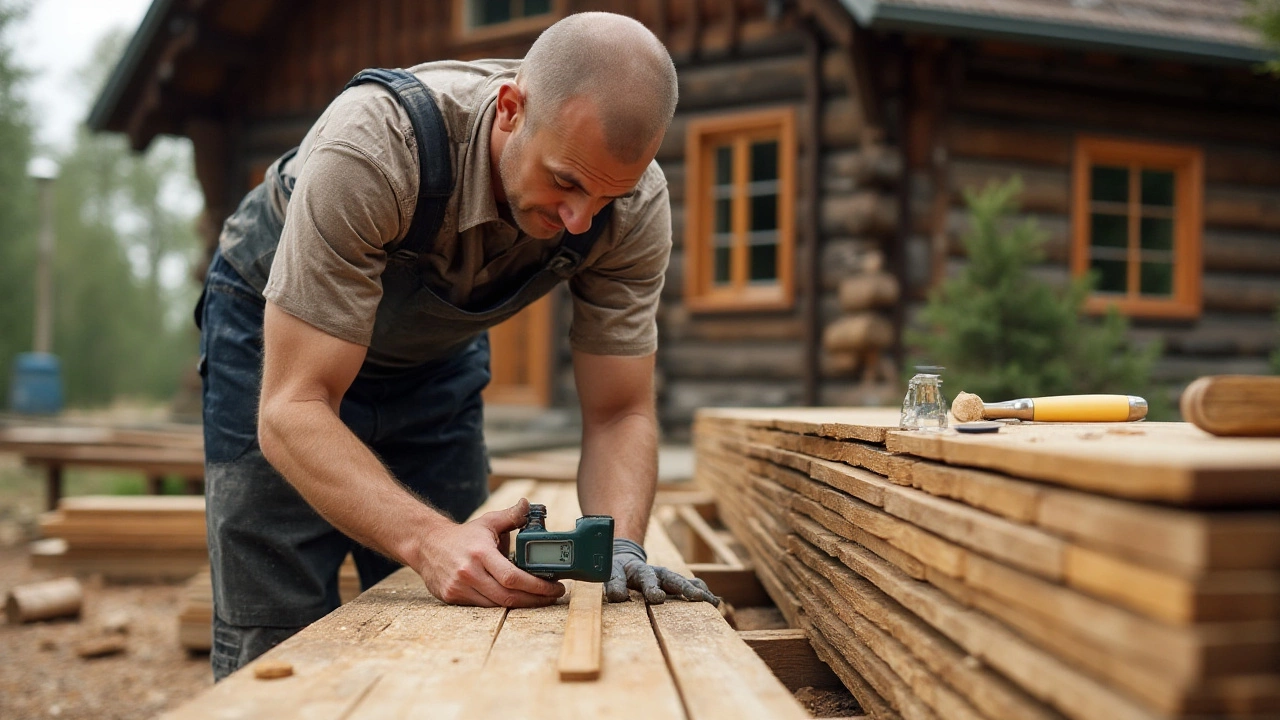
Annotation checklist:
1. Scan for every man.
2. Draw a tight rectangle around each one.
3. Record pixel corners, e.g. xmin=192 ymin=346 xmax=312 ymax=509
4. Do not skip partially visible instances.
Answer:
xmin=196 ymin=11 xmax=716 ymax=681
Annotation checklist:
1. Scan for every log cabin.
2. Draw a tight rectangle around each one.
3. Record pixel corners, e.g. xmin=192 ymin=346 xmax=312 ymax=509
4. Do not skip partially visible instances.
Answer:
xmin=90 ymin=0 xmax=1280 ymax=435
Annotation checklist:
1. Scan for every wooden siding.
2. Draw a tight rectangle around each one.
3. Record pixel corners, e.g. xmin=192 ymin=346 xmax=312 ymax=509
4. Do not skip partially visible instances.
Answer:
xmin=922 ymin=40 xmax=1280 ymax=390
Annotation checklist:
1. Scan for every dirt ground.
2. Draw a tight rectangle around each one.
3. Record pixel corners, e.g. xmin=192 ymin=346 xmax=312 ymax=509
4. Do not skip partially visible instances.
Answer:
xmin=0 ymin=543 xmax=213 ymax=720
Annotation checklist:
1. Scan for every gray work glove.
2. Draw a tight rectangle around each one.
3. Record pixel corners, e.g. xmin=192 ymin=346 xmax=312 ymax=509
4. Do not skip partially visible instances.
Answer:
xmin=604 ymin=538 xmax=720 ymax=606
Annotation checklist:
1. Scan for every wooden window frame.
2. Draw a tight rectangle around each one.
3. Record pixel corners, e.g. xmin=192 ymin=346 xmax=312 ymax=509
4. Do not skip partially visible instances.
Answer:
xmin=684 ymin=108 xmax=797 ymax=313
xmin=452 ymin=0 xmax=564 ymax=43
xmin=1071 ymin=136 xmax=1203 ymax=319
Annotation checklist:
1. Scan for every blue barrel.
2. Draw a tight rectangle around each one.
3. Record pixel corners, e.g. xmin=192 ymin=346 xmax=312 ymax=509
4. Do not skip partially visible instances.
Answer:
xmin=9 ymin=352 xmax=64 ymax=414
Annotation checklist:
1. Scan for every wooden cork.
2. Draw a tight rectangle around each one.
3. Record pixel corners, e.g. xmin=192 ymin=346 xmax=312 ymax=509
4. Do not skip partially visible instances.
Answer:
xmin=953 ymin=391 xmax=985 ymax=423
xmin=253 ymin=660 xmax=294 ymax=680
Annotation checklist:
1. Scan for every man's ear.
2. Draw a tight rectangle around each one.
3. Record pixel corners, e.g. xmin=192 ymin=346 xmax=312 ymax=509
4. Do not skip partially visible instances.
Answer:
xmin=494 ymin=82 xmax=524 ymax=134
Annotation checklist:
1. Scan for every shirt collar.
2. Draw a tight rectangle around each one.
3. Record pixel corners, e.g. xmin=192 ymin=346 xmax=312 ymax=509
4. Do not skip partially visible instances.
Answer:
xmin=457 ymin=84 xmax=507 ymax=233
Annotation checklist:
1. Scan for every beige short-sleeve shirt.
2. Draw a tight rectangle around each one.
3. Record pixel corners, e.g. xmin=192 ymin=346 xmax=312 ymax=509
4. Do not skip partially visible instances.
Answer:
xmin=257 ymin=59 xmax=671 ymax=361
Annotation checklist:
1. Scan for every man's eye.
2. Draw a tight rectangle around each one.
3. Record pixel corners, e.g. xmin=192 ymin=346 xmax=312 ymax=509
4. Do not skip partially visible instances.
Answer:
xmin=554 ymin=177 xmax=574 ymax=191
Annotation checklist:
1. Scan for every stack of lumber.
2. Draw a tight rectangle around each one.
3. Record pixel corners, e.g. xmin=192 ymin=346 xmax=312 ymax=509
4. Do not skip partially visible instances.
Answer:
xmin=178 ymin=559 xmax=362 ymax=652
xmin=159 ymin=479 xmax=810 ymax=720
xmin=34 ymin=495 xmax=208 ymax=581
xmin=695 ymin=408 xmax=1280 ymax=720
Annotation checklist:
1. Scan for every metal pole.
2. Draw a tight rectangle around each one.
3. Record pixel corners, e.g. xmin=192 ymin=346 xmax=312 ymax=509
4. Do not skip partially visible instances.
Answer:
xmin=33 ymin=173 xmax=56 ymax=354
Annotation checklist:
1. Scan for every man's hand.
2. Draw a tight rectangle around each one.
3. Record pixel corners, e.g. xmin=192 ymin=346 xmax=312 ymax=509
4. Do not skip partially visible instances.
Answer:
xmin=414 ymin=498 xmax=566 ymax=608
xmin=604 ymin=538 xmax=719 ymax=606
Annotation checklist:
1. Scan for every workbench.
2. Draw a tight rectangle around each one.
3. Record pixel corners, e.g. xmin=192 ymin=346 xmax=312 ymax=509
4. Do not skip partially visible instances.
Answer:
xmin=160 ymin=479 xmax=812 ymax=720
xmin=0 ymin=425 xmax=205 ymax=509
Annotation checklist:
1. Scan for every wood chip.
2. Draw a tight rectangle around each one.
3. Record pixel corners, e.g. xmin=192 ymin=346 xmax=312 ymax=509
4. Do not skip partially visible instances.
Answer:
xmin=253 ymin=660 xmax=294 ymax=680
xmin=76 ymin=636 xmax=126 ymax=658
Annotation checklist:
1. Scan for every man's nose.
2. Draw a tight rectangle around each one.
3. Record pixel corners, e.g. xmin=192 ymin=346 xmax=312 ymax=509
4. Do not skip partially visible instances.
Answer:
xmin=558 ymin=197 xmax=594 ymax=235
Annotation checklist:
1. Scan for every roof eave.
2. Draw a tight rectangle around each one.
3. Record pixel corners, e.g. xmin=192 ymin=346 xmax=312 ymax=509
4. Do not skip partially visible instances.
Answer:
xmin=841 ymin=0 xmax=1275 ymax=65
xmin=87 ymin=0 xmax=178 ymax=134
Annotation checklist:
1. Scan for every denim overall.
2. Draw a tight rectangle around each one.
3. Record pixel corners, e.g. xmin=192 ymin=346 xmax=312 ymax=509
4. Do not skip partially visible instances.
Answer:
xmin=197 ymin=69 xmax=612 ymax=680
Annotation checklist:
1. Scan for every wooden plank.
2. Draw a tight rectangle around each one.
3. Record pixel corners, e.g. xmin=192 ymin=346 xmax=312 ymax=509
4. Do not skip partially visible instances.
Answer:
xmin=786 ymin=514 xmax=1162 ymax=720
xmin=460 ymin=580 xmax=683 ymax=719
xmin=885 ymin=423 xmax=1280 ymax=505
xmin=1038 ymin=488 xmax=1280 ymax=575
xmin=644 ymin=517 xmax=811 ymax=720
xmin=687 ymin=564 xmax=772 ymax=607
xmin=738 ymin=628 xmax=843 ymax=691
xmin=786 ymin=538 xmax=1063 ymax=720
xmin=801 ymin=615 xmax=902 ymax=720
xmin=896 ymin=461 xmax=1043 ymax=524
xmin=557 ymin=581 xmax=604 ymax=681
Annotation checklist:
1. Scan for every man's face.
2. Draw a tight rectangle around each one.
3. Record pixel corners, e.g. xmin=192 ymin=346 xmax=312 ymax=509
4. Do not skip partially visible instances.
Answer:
xmin=498 ymin=96 xmax=655 ymax=239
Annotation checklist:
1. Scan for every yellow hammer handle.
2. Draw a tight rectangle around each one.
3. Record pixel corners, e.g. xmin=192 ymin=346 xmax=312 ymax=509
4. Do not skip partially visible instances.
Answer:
xmin=1032 ymin=395 xmax=1134 ymax=422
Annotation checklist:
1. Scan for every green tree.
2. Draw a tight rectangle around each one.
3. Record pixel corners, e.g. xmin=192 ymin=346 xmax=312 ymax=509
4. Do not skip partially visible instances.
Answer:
xmin=43 ymin=30 xmax=200 ymax=406
xmin=907 ymin=177 xmax=1161 ymax=407
xmin=1248 ymin=0 xmax=1280 ymax=75
xmin=0 ymin=0 xmax=40 ymax=405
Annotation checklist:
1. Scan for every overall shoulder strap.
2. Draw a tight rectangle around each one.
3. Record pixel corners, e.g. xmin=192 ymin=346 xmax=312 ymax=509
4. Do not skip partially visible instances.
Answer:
xmin=343 ymin=68 xmax=453 ymax=256
xmin=548 ymin=204 xmax=615 ymax=277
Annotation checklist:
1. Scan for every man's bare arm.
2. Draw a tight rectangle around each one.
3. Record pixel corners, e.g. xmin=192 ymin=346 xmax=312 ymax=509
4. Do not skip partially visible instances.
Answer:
xmin=572 ymin=350 xmax=659 ymax=543
xmin=257 ymin=302 xmax=563 ymax=607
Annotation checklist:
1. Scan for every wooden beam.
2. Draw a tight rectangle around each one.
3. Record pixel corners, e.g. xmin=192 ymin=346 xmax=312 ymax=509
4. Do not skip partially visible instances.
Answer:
xmin=738 ymin=628 xmax=842 ymax=691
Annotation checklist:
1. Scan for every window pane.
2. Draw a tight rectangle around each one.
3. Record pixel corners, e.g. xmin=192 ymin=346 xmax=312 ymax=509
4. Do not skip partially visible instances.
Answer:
xmin=1091 ymin=258 xmax=1127 ymax=293
xmin=1140 ymin=217 xmax=1173 ymax=251
xmin=1091 ymin=166 xmax=1128 ymax=203
xmin=713 ymin=246 xmax=731 ymax=285
xmin=750 ymin=193 xmax=777 ymax=232
xmin=523 ymin=0 xmax=552 ymax=16
xmin=749 ymin=243 xmax=778 ymax=282
xmin=474 ymin=0 xmax=512 ymax=26
xmin=714 ymin=198 xmax=731 ymax=234
xmin=1140 ymin=261 xmax=1173 ymax=296
xmin=750 ymin=141 xmax=778 ymax=182
xmin=1141 ymin=170 xmax=1175 ymax=207
xmin=715 ymin=146 xmax=733 ymax=186
xmin=1090 ymin=213 xmax=1128 ymax=249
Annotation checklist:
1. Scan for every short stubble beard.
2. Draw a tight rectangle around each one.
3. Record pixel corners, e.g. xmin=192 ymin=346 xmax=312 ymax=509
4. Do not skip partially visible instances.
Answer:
xmin=497 ymin=126 xmax=561 ymax=240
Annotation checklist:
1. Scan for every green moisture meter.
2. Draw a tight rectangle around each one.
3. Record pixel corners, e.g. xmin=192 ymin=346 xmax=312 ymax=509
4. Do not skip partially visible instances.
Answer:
xmin=514 ymin=504 xmax=613 ymax=582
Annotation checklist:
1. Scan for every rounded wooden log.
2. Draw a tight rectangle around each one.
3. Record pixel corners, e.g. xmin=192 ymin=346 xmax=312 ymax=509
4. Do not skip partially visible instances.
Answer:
xmin=838 ymin=272 xmax=900 ymax=312
xmin=822 ymin=313 xmax=894 ymax=352
xmin=821 ymin=191 xmax=898 ymax=238
xmin=5 ymin=577 xmax=83 ymax=624
xmin=1181 ymin=375 xmax=1280 ymax=437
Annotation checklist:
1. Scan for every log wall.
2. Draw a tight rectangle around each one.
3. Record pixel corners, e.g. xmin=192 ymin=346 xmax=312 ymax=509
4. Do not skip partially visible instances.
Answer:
xmin=922 ymin=40 xmax=1280 ymax=389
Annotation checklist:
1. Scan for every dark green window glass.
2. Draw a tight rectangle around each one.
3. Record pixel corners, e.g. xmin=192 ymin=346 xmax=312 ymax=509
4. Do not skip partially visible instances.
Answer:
xmin=1091 ymin=166 xmax=1128 ymax=203
xmin=750 ymin=194 xmax=777 ymax=232
xmin=1141 ymin=170 xmax=1174 ymax=207
xmin=749 ymin=244 xmax=778 ymax=282
xmin=524 ymin=0 xmax=552 ymax=14
xmin=750 ymin=141 xmax=778 ymax=182
xmin=1090 ymin=214 xmax=1127 ymax=249
xmin=474 ymin=0 xmax=512 ymax=25
xmin=714 ymin=199 xmax=732 ymax=234
xmin=1091 ymin=258 xmax=1127 ymax=293
xmin=1140 ymin=262 xmax=1173 ymax=296
xmin=713 ymin=245 xmax=731 ymax=285
xmin=715 ymin=146 xmax=733 ymax=186
xmin=1140 ymin=217 xmax=1173 ymax=251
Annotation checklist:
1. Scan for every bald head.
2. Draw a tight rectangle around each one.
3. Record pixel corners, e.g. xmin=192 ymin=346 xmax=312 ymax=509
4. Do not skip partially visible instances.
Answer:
xmin=517 ymin=12 xmax=677 ymax=163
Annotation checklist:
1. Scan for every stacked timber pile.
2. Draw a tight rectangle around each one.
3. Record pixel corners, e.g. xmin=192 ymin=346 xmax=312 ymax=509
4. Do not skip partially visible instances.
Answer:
xmin=696 ymin=408 xmax=1280 ymax=720
xmin=822 ymin=252 xmax=899 ymax=386
xmin=159 ymin=479 xmax=810 ymax=720
xmin=34 ymin=495 xmax=208 ymax=581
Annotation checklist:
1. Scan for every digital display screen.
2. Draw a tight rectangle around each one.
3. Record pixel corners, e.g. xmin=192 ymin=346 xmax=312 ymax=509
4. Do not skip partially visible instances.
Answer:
xmin=525 ymin=540 xmax=573 ymax=566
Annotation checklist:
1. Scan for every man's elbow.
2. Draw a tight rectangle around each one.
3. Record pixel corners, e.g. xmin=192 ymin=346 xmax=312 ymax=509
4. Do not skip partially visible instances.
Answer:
xmin=256 ymin=394 xmax=289 ymax=468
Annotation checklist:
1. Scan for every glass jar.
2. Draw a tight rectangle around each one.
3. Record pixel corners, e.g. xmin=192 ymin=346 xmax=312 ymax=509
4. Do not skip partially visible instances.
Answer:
xmin=900 ymin=367 xmax=949 ymax=430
